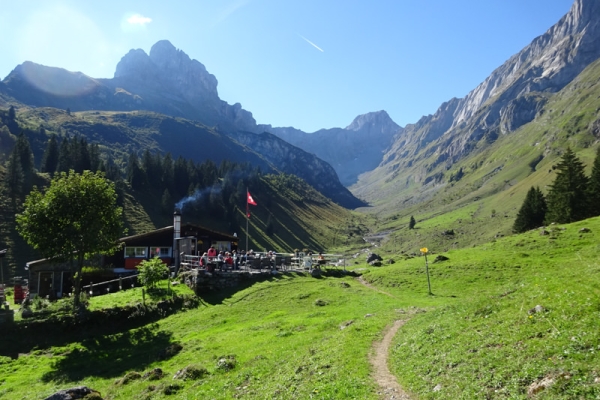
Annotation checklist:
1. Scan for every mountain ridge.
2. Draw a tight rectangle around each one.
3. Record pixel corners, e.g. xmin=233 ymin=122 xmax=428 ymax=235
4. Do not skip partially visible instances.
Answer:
xmin=353 ymin=0 xmax=600 ymax=205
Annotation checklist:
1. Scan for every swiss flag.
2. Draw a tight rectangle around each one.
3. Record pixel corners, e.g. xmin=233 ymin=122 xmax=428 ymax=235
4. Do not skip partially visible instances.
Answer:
xmin=247 ymin=191 xmax=257 ymax=206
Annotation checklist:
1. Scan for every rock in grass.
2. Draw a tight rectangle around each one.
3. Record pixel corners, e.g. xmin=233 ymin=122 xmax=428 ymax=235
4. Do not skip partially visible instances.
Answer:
xmin=339 ymin=320 xmax=354 ymax=330
xmin=216 ymin=355 xmax=237 ymax=371
xmin=579 ymin=227 xmax=591 ymax=233
xmin=143 ymin=368 xmax=164 ymax=381
xmin=528 ymin=305 xmax=546 ymax=314
xmin=314 ymin=299 xmax=328 ymax=307
xmin=115 ymin=371 xmax=141 ymax=385
xmin=44 ymin=386 xmax=102 ymax=400
xmin=433 ymin=255 xmax=449 ymax=263
xmin=173 ymin=365 xmax=209 ymax=380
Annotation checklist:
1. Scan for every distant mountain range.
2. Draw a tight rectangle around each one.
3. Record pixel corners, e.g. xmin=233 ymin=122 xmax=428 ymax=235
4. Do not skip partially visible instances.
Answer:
xmin=0 ymin=40 xmax=381 ymax=209
xmin=2 ymin=0 xmax=600 ymax=218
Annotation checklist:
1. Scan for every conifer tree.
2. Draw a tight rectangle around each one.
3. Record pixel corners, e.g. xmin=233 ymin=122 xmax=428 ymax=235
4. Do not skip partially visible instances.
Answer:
xmin=409 ymin=216 xmax=416 ymax=229
xmin=14 ymin=132 xmax=35 ymax=192
xmin=587 ymin=146 xmax=600 ymax=217
xmin=4 ymin=149 xmax=24 ymax=202
xmin=57 ymin=136 xmax=72 ymax=173
xmin=545 ymin=148 xmax=590 ymax=224
xmin=513 ymin=186 xmax=547 ymax=233
xmin=40 ymin=134 xmax=59 ymax=175
xmin=8 ymin=106 xmax=16 ymax=120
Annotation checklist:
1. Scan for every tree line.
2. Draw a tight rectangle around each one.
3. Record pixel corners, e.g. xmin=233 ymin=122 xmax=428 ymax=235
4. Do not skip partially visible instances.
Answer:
xmin=3 ymin=130 xmax=263 ymax=230
xmin=513 ymin=147 xmax=600 ymax=233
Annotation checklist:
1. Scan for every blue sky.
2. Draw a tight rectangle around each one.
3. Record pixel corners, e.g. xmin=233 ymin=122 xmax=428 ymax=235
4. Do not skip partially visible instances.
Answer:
xmin=0 ymin=0 xmax=574 ymax=132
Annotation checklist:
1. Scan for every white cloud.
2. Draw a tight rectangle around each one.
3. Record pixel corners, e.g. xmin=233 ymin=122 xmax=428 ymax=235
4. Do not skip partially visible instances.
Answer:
xmin=127 ymin=14 xmax=152 ymax=26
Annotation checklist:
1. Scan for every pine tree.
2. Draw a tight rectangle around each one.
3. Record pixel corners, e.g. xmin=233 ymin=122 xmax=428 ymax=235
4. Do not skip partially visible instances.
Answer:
xmin=513 ymin=186 xmax=547 ymax=233
xmin=57 ymin=136 xmax=72 ymax=173
xmin=4 ymin=149 xmax=24 ymax=202
xmin=8 ymin=106 xmax=16 ymax=120
xmin=545 ymin=148 xmax=590 ymax=224
xmin=587 ymin=146 xmax=600 ymax=217
xmin=409 ymin=216 xmax=416 ymax=229
xmin=14 ymin=132 xmax=35 ymax=192
xmin=40 ymin=134 xmax=59 ymax=175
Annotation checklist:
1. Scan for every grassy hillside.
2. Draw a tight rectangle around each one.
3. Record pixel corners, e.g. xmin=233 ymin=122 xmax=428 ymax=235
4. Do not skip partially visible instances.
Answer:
xmin=352 ymin=58 xmax=600 ymax=254
xmin=1 ymin=216 xmax=599 ymax=399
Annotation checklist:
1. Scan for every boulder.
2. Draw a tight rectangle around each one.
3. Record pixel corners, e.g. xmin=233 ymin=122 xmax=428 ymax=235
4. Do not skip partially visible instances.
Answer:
xmin=44 ymin=386 xmax=102 ymax=400
xmin=366 ymin=253 xmax=383 ymax=263
xmin=433 ymin=255 xmax=449 ymax=263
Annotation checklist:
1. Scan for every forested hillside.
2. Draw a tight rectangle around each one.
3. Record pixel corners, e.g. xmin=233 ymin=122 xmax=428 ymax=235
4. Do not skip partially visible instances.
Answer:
xmin=0 ymin=108 xmax=367 ymax=280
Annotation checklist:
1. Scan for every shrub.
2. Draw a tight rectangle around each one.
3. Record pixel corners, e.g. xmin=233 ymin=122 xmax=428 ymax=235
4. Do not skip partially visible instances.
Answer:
xmin=137 ymin=257 xmax=169 ymax=289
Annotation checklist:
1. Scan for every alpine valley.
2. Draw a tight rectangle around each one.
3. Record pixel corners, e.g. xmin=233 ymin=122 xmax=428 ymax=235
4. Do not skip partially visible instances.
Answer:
xmin=3 ymin=0 xmax=600 ymax=398
xmin=2 ymin=0 xmax=600 ymax=267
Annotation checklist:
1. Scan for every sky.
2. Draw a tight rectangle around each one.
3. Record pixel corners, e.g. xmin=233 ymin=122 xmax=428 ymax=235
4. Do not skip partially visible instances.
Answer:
xmin=0 ymin=0 xmax=575 ymax=132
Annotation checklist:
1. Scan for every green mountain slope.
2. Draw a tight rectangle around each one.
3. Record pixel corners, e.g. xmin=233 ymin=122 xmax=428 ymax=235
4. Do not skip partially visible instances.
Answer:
xmin=353 ymin=58 xmax=600 ymax=253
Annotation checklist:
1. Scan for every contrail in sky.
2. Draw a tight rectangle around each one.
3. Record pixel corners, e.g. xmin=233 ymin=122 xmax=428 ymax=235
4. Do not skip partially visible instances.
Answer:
xmin=299 ymin=34 xmax=324 ymax=52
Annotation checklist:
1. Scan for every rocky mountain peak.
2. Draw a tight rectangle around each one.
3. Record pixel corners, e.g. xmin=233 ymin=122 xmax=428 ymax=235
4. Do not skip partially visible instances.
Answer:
xmin=113 ymin=40 xmax=220 ymax=104
xmin=345 ymin=110 xmax=400 ymax=134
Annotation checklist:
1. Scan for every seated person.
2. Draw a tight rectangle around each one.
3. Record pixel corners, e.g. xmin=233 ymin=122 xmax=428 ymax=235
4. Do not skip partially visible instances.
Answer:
xmin=317 ymin=252 xmax=326 ymax=266
xmin=216 ymin=251 xmax=225 ymax=269
xmin=199 ymin=252 xmax=208 ymax=268
xmin=224 ymin=252 xmax=234 ymax=269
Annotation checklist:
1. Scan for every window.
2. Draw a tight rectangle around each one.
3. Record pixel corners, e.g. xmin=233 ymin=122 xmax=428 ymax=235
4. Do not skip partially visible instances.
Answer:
xmin=125 ymin=247 xmax=147 ymax=258
xmin=150 ymin=247 xmax=172 ymax=258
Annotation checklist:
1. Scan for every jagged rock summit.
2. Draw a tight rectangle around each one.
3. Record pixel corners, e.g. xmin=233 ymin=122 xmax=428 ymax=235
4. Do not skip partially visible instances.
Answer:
xmin=115 ymin=40 xmax=220 ymax=104
xmin=265 ymin=110 xmax=402 ymax=186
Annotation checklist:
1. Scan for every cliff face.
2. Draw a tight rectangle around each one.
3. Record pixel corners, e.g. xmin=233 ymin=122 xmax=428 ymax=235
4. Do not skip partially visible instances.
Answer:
xmin=379 ymin=0 xmax=600 ymax=168
xmin=264 ymin=111 xmax=402 ymax=186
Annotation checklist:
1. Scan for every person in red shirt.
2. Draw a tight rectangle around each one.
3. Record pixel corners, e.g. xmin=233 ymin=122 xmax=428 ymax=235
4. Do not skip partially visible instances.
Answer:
xmin=224 ymin=252 xmax=234 ymax=269
xmin=207 ymin=245 xmax=217 ymax=259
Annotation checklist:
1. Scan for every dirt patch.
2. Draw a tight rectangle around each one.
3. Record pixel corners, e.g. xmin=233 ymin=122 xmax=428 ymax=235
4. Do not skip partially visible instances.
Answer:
xmin=370 ymin=320 xmax=411 ymax=399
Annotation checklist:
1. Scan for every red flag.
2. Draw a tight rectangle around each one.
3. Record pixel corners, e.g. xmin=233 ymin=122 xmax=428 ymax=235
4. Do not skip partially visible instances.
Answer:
xmin=247 ymin=191 xmax=257 ymax=206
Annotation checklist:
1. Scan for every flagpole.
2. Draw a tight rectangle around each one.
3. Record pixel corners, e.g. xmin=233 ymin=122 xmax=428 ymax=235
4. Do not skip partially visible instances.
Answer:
xmin=246 ymin=187 xmax=249 ymax=252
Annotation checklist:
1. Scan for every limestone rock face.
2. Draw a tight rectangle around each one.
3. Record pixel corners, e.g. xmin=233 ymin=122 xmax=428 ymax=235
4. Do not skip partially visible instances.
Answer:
xmin=382 ymin=0 xmax=600 ymax=166
xmin=351 ymin=0 xmax=600 ymax=202
xmin=264 ymin=111 xmax=401 ymax=186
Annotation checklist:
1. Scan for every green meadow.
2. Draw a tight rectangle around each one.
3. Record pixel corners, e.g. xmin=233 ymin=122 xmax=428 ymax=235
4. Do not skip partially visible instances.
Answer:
xmin=1 ymin=216 xmax=599 ymax=399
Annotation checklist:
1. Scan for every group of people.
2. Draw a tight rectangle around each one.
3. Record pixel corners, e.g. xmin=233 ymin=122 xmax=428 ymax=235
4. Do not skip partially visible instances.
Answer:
xmin=196 ymin=246 xmax=327 ymax=272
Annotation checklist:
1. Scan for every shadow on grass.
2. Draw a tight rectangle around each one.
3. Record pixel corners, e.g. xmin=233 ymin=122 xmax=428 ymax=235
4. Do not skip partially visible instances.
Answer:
xmin=197 ymin=269 xmax=357 ymax=305
xmin=197 ymin=272 xmax=298 ymax=305
xmin=41 ymin=325 xmax=177 ymax=383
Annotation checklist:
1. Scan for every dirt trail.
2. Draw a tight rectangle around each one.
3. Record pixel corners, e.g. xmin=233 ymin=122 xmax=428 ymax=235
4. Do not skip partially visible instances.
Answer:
xmin=357 ymin=276 xmax=412 ymax=399
xmin=357 ymin=276 xmax=396 ymax=298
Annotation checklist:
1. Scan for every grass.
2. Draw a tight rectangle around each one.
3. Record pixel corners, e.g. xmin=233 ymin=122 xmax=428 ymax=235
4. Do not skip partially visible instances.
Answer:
xmin=86 ymin=281 xmax=195 ymax=311
xmin=0 ymin=272 xmax=403 ymax=399
xmin=1 ymin=217 xmax=599 ymax=398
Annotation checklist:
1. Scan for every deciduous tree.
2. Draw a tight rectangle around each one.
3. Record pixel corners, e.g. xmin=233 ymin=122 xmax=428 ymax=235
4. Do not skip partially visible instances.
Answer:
xmin=16 ymin=170 xmax=124 ymax=310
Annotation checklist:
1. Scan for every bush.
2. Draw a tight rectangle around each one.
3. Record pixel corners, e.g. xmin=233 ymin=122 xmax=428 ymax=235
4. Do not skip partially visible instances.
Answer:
xmin=137 ymin=257 xmax=169 ymax=289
